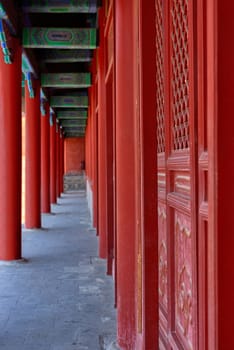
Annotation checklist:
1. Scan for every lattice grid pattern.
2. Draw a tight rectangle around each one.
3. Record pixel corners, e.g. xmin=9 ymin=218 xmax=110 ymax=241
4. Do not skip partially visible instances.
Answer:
xmin=171 ymin=0 xmax=190 ymax=150
xmin=156 ymin=0 xmax=165 ymax=154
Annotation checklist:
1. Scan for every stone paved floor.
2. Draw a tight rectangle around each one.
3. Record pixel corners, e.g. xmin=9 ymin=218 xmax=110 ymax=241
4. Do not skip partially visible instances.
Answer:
xmin=0 ymin=192 xmax=117 ymax=350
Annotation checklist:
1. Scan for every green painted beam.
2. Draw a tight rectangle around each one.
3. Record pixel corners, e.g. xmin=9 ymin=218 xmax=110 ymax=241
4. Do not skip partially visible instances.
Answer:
xmin=63 ymin=126 xmax=86 ymax=130
xmin=22 ymin=0 xmax=98 ymax=13
xmin=63 ymin=129 xmax=86 ymax=134
xmin=61 ymin=123 xmax=87 ymax=128
xmin=39 ymin=49 xmax=93 ymax=63
xmin=64 ymin=132 xmax=85 ymax=136
xmin=61 ymin=118 xmax=87 ymax=124
xmin=65 ymin=135 xmax=85 ymax=138
xmin=41 ymin=73 xmax=91 ymax=88
xmin=23 ymin=28 xmax=97 ymax=49
xmin=50 ymin=96 xmax=89 ymax=108
xmin=57 ymin=110 xmax=88 ymax=119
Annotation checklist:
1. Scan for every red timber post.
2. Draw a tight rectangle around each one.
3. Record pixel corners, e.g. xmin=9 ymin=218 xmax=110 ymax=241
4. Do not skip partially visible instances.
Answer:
xmin=56 ymin=123 xmax=60 ymax=199
xmin=139 ymin=0 xmax=158 ymax=348
xmin=50 ymin=113 xmax=57 ymax=204
xmin=41 ymin=100 xmax=50 ymax=213
xmin=85 ymin=112 xmax=90 ymax=181
xmin=213 ymin=1 xmax=234 ymax=348
xmin=25 ymin=78 xmax=41 ymax=229
xmin=104 ymin=1 xmax=116 ymax=277
xmin=59 ymin=132 xmax=64 ymax=195
xmin=0 ymin=38 xmax=22 ymax=260
xmin=85 ymin=104 xmax=93 ymax=222
xmin=115 ymin=0 xmax=137 ymax=347
xmin=91 ymin=63 xmax=99 ymax=230
xmin=97 ymin=7 xmax=107 ymax=258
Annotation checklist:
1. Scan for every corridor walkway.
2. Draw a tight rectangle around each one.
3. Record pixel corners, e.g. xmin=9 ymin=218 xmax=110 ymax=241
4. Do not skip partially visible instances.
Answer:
xmin=0 ymin=192 xmax=117 ymax=350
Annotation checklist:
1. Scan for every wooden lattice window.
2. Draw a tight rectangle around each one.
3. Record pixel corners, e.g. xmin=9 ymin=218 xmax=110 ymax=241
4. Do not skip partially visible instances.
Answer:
xmin=171 ymin=0 xmax=189 ymax=150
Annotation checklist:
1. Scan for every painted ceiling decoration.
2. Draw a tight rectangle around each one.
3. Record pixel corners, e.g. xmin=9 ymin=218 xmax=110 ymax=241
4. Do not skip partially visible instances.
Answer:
xmin=23 ymin=28 xmax=97 ymax=49
xmin=61 ymin=120 xmax=87 ymax=126
xmin=57 ymin=110 xmax=88 ymax=119
xmin=38 ymin=49 xmax=93 ymax=63
xmin=22 ymin=0 xmax=99 ymax=14
xmin=50 ymin=95 xmax=89 ymax=108
xmin=41 ymin=73 xmax=91 ymax=88
xmin=0 ymin=0 xmax=100 ymax=137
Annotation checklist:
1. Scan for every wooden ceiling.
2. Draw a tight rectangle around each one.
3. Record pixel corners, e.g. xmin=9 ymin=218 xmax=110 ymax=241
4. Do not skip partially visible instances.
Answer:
xmin=0 ymin=0 xmax=101 ymax=137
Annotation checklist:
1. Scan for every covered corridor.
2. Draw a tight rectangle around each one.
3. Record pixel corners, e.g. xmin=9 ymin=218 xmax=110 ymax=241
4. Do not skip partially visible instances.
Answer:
xmin=2 ymin=0 xmax=234 ymax=349
xmin=0 ymin=192 xmax=117 ymax=350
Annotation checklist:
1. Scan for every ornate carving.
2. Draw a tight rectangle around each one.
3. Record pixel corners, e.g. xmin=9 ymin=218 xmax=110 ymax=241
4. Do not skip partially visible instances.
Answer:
xmin=175 ymin=213 xmax=194 ymax=346
xmin=159 ymin=241 xmax=167 ymax=301
xmin=176 ymin=216 xmax=191 ymax=238
xmin=158 ymin=205 xmax=167 ymax=308
xmin=178 ymin=265 xmax=193 ymax=337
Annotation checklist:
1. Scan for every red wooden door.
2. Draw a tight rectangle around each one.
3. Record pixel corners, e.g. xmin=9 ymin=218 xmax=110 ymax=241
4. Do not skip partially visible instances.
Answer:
xmin=156 ymin=0 xmax=199 ymax=348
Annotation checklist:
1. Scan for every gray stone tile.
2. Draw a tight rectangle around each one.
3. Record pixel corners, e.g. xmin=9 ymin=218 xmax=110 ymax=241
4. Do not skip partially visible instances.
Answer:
xmin=0 ymin=192 xmax=117 ymax=350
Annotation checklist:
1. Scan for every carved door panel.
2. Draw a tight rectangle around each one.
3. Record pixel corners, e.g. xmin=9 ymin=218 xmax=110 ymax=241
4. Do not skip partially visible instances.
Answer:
xmin=156 ymin=0 xmax=198 ymax=348
xmin=156 ymin=0 xmax=168 ymax=347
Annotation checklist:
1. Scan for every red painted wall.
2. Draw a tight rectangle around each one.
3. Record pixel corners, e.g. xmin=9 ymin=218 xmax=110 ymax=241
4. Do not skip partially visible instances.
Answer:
xmin=64 ymin=137 xmax=85 ymax=174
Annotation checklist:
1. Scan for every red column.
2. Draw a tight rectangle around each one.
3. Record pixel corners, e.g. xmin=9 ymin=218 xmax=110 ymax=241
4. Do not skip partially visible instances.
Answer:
xmin=90 ymin=82 xmax=98 ymax=229
xmin=85 ymin=113 xmax=91 ymax=181
xmin=25 ymin=79 xmax=41 ymax=229
xmin=139 ymin=0 xmax=158 ymax=348
xmin=41 ymin=101 xmax=50 ymax=213
xmin=115 ymin=1 xmax=137 ymax=348
xmin=98 ymin=8 xmax=108 ymax=259
xmin=56 ymin=124 xmax=60 ymax=198
xmin=59 ymin=133 xmax=64 ymax=195
xmin=88 ymin=88 xmax=95 ymax=226
xmin=50 ymin=114 xmax=57 ymax=204
xmin=0 ymin=39 xmax=22 ymax=260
